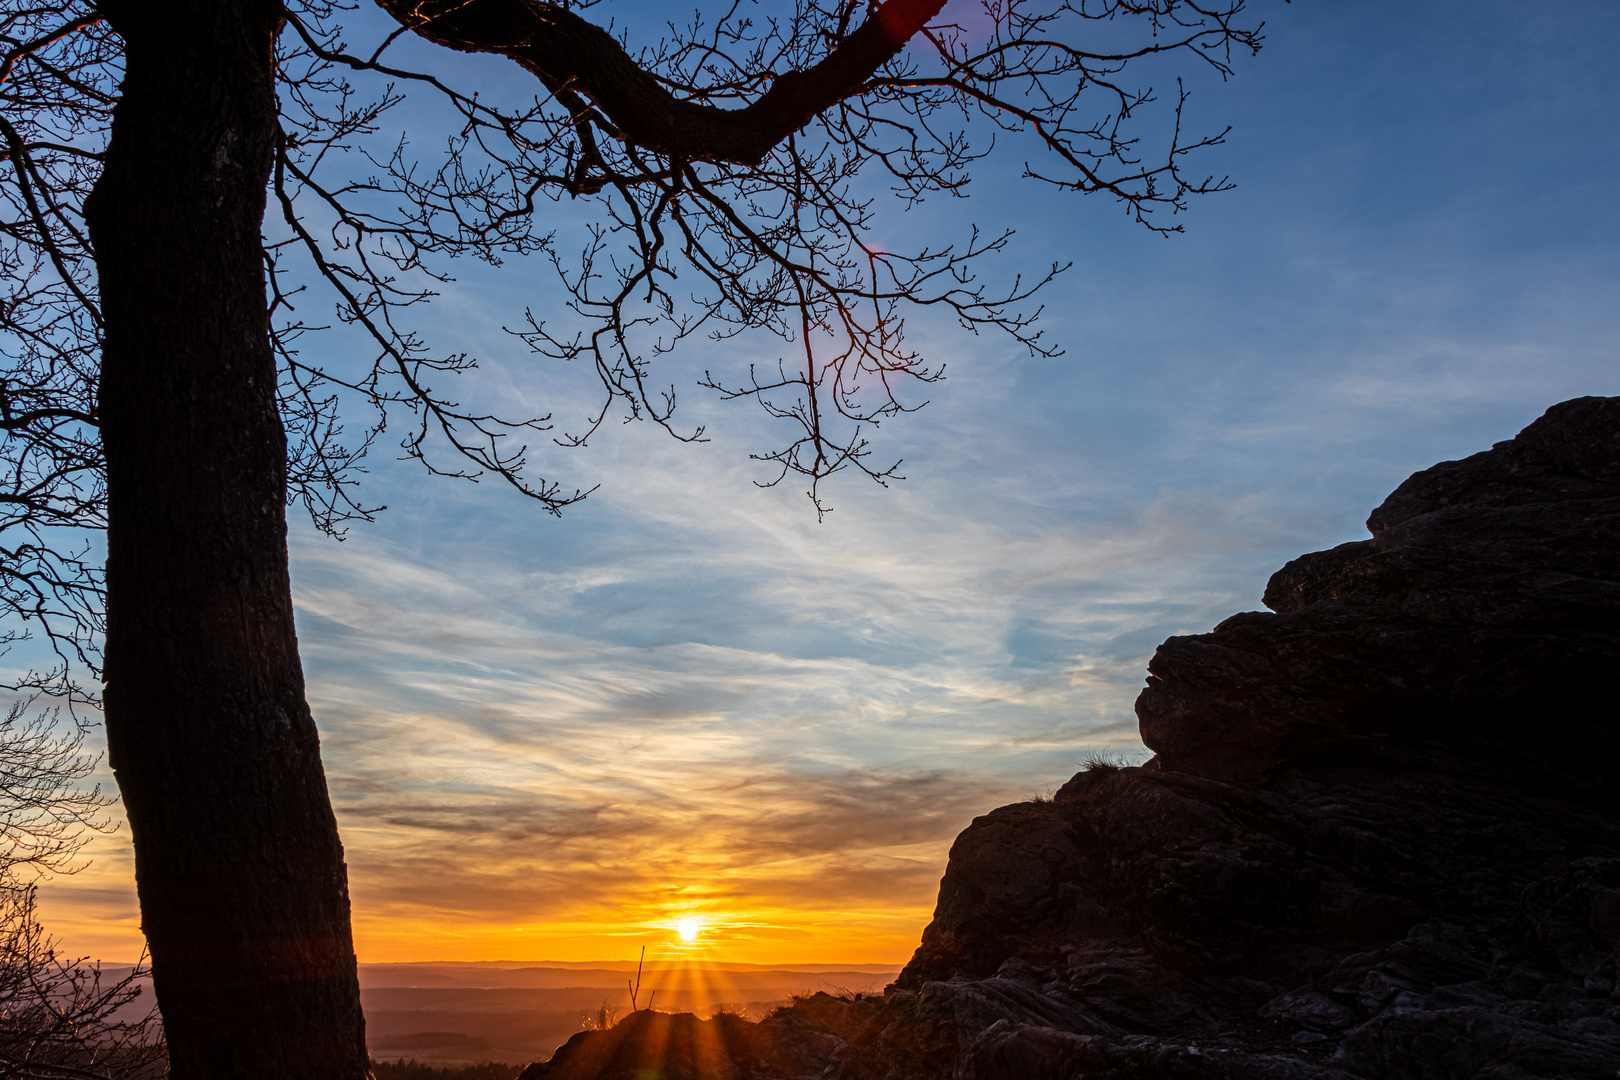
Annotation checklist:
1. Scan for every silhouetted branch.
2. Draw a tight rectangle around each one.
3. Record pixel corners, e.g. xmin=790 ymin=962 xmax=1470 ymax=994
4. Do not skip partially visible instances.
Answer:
xmin=0 ymin=880 xmax=165 ymax=1080
xmin=0 ymin=0 xmax=1262 ymax=680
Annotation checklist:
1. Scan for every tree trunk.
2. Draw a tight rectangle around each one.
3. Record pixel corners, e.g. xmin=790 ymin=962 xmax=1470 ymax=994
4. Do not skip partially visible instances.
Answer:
xmin=85 ymin=2 xmax=368 ymax=1076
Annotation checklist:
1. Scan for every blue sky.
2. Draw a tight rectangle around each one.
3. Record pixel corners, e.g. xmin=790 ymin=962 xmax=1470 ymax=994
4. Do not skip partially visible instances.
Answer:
xmin=40 ymin=0 xmax=1620 ymax=962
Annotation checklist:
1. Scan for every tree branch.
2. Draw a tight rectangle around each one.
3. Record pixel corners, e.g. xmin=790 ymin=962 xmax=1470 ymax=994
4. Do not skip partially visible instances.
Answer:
xmin=372 ymin=0 xmax=948 ymax=165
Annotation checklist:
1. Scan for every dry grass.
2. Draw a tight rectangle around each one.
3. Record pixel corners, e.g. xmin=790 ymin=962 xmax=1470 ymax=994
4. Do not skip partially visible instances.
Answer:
xmin=1078 ymin=750 xmax=1127 ymax=772
xmin=580 ymin=1002 xmax=621 ymax=1031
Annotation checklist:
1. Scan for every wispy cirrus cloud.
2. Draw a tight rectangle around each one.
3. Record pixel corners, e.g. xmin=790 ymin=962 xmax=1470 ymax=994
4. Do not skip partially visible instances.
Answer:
xmin=284 ymin=490 xmax=1214 ymax=961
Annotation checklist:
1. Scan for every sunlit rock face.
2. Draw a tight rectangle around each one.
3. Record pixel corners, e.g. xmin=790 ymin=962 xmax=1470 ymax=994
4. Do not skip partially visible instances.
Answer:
xmin=524 ymin=397 xmax=1620 ymax=1079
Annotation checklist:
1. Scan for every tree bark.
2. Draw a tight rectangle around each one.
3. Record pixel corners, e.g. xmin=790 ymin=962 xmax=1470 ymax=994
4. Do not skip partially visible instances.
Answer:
xmin=85 ymin=2 xmax=368 ymax=1077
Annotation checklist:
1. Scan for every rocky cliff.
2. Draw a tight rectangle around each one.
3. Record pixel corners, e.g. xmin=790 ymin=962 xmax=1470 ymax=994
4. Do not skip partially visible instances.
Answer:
xmin=524 ymin=397 xmax=1620 ymax=1080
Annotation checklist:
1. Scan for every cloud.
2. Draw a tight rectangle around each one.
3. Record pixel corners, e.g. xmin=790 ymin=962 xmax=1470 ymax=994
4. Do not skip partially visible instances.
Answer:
xmin=276 ymin=457 xmax=1256 ymax=961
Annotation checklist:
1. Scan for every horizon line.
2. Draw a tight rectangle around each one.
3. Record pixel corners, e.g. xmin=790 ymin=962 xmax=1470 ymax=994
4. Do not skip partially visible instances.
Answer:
xmin=81 ymin=957 xmax=911 ymax=970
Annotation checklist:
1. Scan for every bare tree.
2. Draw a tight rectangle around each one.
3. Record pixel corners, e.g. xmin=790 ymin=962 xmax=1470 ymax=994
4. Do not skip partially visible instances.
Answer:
xmin=0 ymin=4 xmax=110 ymax=701
xmin=0 ymin=702 xmax=107 ymax=875
xmin=0 ymin=1 xmax=1266 ymax=1076
xmin=0 ymin=881 xmax=166 ymax=1080
xmin=0 ymin=700 xmax=163 ymax=1079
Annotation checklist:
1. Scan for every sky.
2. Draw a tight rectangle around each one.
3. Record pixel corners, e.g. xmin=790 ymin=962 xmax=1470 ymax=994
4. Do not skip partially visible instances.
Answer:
xmin=32 ymin=0 xmax=1620 ymax=966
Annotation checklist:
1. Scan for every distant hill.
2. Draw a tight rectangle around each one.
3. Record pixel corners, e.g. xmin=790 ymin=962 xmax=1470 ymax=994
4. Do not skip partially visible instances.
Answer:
xmin=359 ymin=961 xmax=901 ymax=1066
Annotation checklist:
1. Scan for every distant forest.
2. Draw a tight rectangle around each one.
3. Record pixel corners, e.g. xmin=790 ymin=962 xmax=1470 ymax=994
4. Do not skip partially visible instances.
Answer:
xmin=370 ymin=1060 xmax=520 ymax=1080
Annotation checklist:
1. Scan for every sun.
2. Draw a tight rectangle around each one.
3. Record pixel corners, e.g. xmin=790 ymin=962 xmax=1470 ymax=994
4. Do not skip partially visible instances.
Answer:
xmin=676 ymin=918 xmax=700 ymax=941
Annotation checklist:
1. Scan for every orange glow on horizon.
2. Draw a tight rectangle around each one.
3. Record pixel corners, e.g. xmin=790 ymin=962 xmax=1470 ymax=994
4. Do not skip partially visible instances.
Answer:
xmin=35 ymin=759 xmax=950 ymax=969
xmin=35 ymin=864 xmax=929 ymax=965
xmin=33 ymin=841 xmax=928 ymax=966
xmin=342 ymin=900 xmax=927 ymax=965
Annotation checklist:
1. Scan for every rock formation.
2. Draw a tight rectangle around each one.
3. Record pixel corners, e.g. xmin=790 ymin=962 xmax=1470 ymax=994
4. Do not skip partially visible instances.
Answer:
xmin=524 ymin=397 xmax=1620 ymax=1080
